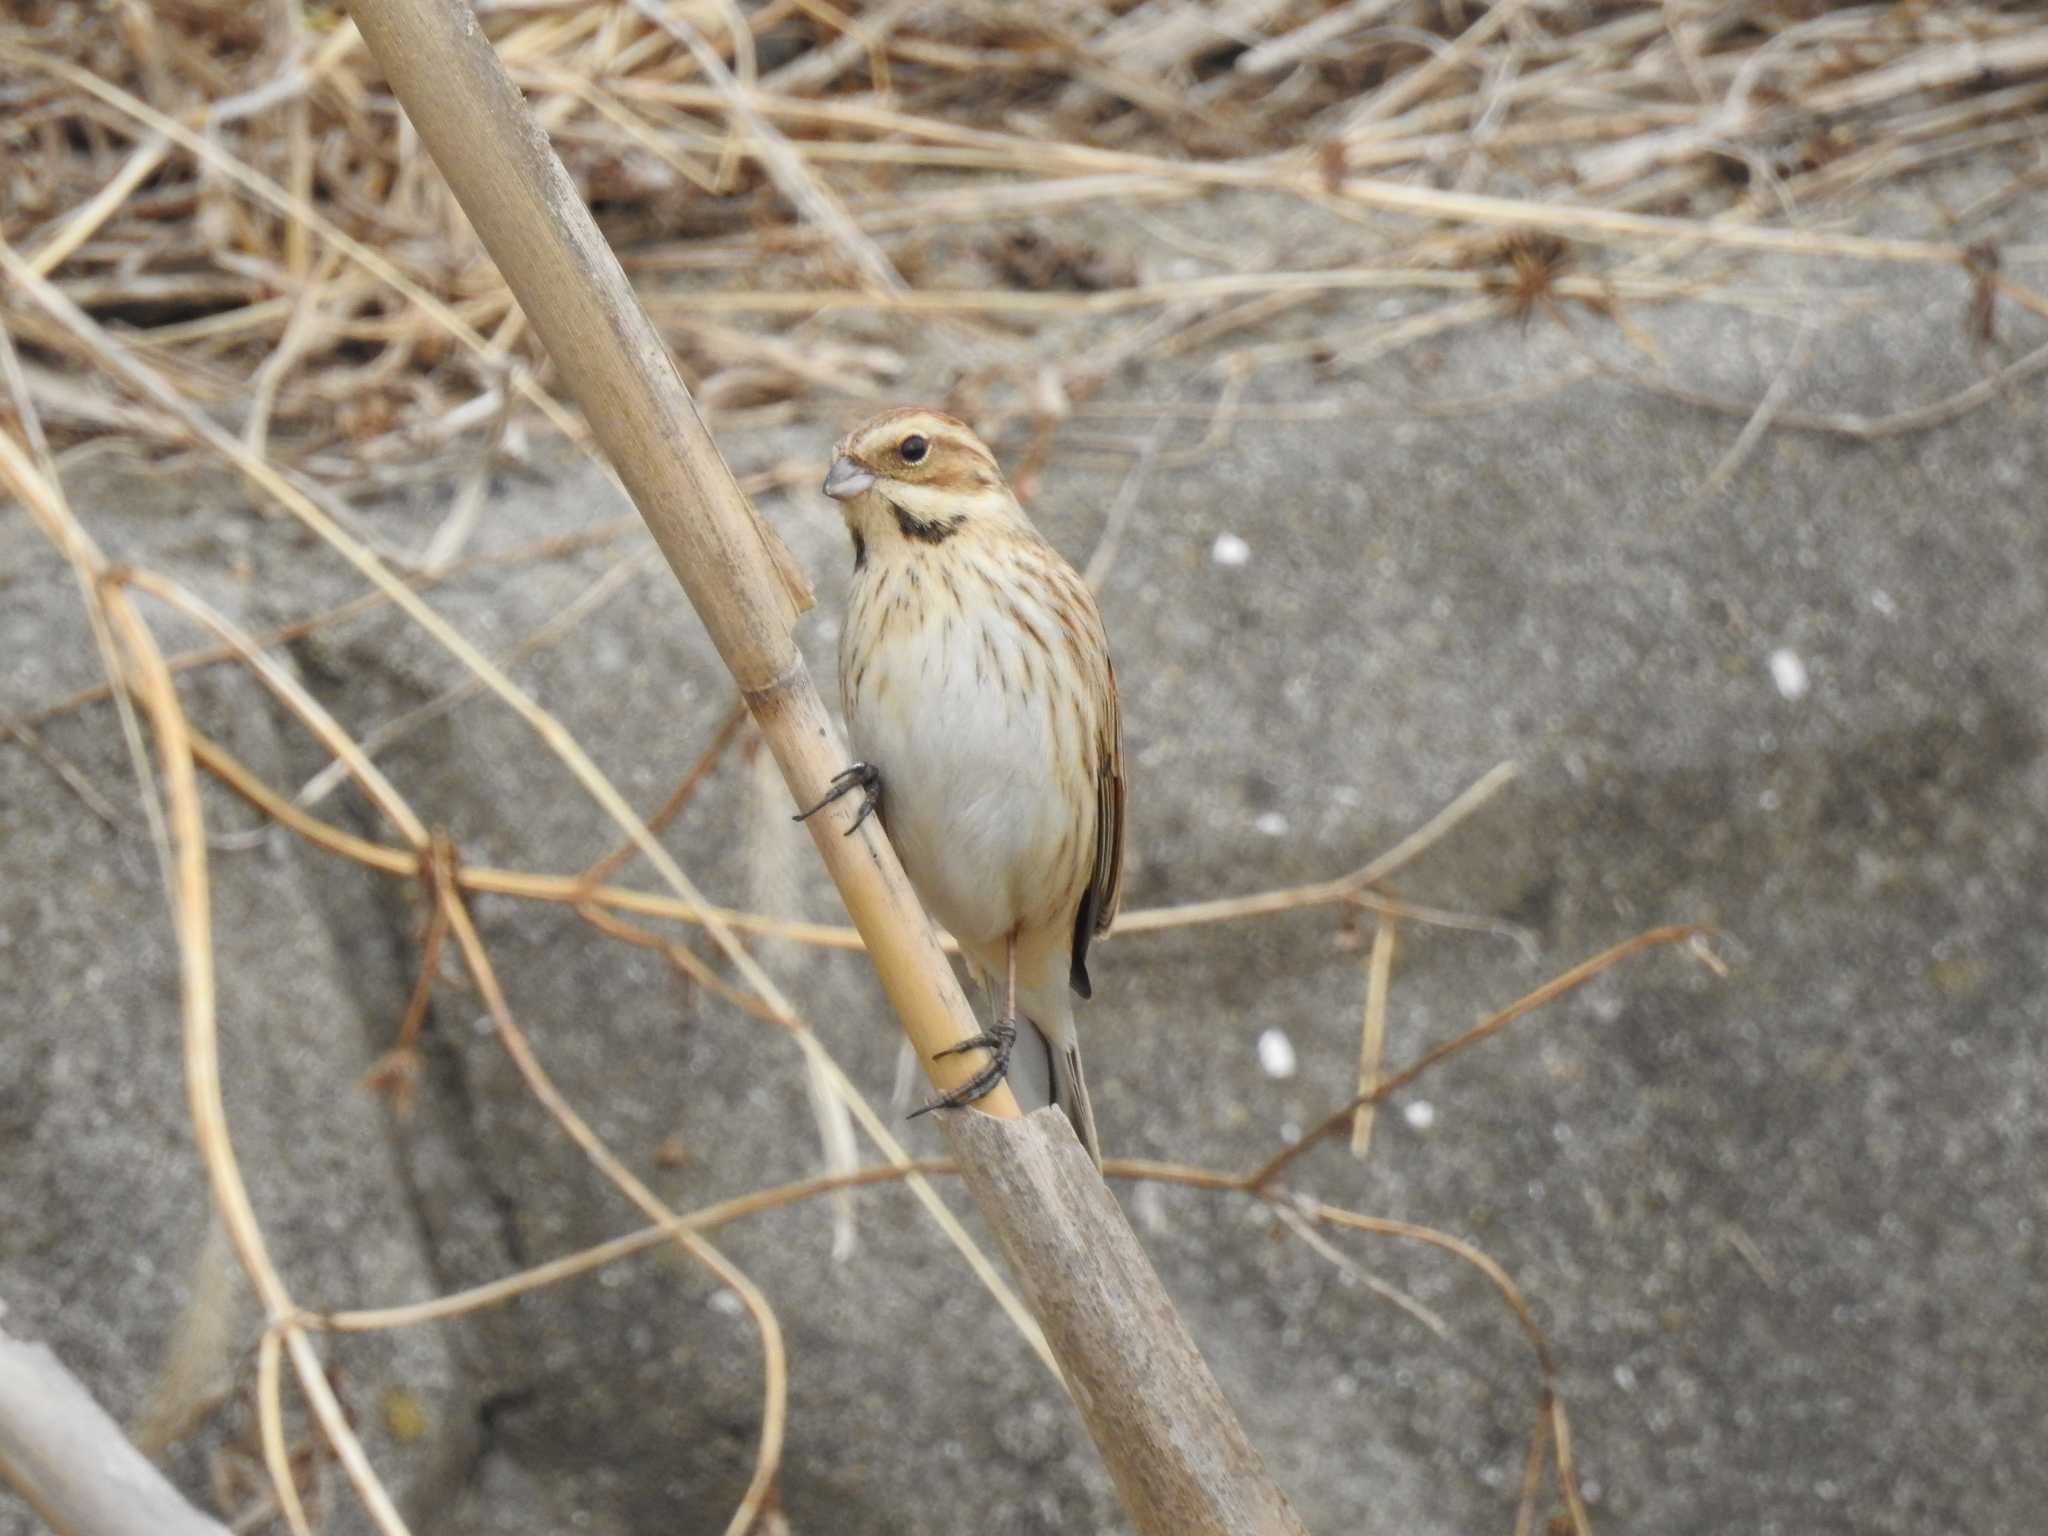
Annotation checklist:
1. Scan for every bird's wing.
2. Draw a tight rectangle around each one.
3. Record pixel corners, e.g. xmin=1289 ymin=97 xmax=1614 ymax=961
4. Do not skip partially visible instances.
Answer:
xmin=1093 ymin=653 xmax=1126 ymax=934
xmin=1069 ymin=650 xmax=1125 ymax=999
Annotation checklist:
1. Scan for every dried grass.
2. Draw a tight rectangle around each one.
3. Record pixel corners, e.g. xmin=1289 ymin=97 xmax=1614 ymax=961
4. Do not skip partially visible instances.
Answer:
xmin=5 ymin=0 xmax=2045 ymax=473
xmin=5 ymin=1 xmax=2046 ymax=1532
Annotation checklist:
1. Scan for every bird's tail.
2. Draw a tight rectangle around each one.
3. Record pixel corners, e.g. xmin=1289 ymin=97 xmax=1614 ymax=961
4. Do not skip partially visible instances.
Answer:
xmin=1046 ymin=1030 xmax=1100 ymax=1170
xmin=1014 ymin=982 xmax=1100 ymax=1169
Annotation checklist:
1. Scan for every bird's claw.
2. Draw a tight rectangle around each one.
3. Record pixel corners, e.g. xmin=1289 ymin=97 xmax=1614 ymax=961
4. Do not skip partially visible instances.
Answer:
xmin=793 ymin=761 xmax=881 ymax=835
xmin=911 ymin=1020 xmax=1016 ymax=1118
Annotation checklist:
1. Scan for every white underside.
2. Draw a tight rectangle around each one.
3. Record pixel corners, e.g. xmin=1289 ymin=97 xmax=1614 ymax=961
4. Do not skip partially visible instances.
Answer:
xmin=847 ymin=628 xmax=1078 ymax=969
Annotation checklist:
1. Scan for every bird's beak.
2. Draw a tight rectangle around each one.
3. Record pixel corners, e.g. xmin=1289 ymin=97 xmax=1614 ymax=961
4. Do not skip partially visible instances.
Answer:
xmin=822 ymin=455 xmax=876 ymax=500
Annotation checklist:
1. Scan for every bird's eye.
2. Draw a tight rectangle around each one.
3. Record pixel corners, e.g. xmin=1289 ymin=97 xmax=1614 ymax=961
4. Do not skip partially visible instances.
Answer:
xmin=899 ymin=434 xmax=929 ymax=464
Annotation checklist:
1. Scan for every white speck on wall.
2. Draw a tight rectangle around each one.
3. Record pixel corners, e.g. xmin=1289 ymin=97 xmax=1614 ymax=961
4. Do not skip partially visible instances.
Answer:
xmin=1768 ymin=647 xmax=1809 ymax=700
xmin=707 ymin=1289 xmax=743 ymax=1317
xmin=1403 ymin=1099 xmax=1435 ymax=1130
xmin=1253 ymin=810 xmax=1289 ymax=837
xmin=1870 ymin=589 xmax=1896 ymax=617
xmin=1256 ymin=1028 xmax=1297 ymax=1079
xmin=1211 ymin=532 xmax=1250 ymax=567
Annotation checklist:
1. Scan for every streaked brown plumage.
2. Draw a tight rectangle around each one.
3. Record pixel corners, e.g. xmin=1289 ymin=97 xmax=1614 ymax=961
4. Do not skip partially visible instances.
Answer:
xmin=810 ymin=407 xmax=1124 ymax=1165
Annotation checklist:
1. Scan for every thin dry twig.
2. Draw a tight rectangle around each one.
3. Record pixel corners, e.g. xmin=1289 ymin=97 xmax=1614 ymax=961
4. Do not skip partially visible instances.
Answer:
xmin=0 ymin=711 xmax=131 ymax=831
xmin=1350 ymin=917 xmax=1397 ymax=1157
xmin=1686 ymin=314 xmax=1821 ymax=506
xmin=574 ymin=693 xmax=751 ymax=889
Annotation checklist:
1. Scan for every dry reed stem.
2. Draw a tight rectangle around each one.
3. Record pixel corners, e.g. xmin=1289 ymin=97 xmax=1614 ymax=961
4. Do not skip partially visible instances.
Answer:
xmin=1512 ymin=1402 xmax=1552 ymax=1536
xmin=1350 ymin=918 xmax=1397 ymax=1157
xmin=629 ymin=267 xmax=1828 ymax=317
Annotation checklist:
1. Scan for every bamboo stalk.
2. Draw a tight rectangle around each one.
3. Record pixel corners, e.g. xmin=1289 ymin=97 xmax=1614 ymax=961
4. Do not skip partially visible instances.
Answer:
xmin=340 ymin=2 xmax=1306 ymax=1530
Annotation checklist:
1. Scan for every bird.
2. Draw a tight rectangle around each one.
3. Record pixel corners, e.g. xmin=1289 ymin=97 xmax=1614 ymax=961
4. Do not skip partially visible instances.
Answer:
xmin=798 ymin=407 xmax=1125 ymax=1166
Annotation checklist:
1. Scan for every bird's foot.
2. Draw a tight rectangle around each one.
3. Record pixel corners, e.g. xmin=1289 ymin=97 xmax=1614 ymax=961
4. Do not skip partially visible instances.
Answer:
xmin=911 ymin=1019 xmax=1016 ymax=1118
xmin=793 ymin=761 xmax=881 ymax=835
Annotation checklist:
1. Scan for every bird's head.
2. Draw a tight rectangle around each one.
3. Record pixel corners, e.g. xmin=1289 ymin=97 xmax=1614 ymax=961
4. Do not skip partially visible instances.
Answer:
xmin=822 ymin=408 xmax=1024 ymax=557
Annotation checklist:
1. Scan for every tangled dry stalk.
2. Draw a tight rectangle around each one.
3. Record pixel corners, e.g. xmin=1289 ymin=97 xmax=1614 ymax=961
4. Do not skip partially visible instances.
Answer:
xmin=5 ymin=0 xmax=2046 ymax=1531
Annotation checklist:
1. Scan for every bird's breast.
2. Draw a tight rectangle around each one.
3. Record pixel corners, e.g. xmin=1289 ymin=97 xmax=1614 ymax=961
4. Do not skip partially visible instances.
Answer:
xmin=840 ymin=556 xmax=1096 ymax=950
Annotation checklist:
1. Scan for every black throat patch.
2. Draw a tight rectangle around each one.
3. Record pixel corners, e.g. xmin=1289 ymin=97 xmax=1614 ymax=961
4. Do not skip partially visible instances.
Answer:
xmin=888 ymin=499 xmax=964 ymax=544
xmin=849 ymin=528 xmax=867 ymax=571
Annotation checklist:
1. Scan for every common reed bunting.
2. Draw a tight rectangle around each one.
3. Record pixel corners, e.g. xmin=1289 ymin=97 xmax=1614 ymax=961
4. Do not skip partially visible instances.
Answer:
xmin=801 ymin=408 xmax=1125 ymax=1166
